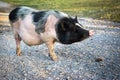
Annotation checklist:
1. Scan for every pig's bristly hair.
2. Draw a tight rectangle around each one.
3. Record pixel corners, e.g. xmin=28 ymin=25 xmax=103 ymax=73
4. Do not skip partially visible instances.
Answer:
xmin=55 ymin=17 xmax=90 ymax=44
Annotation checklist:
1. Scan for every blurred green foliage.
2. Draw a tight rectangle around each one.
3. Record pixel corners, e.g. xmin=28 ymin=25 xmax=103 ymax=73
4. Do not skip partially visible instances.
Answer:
xmin=2 ymin=0 xmax=120 ymax=22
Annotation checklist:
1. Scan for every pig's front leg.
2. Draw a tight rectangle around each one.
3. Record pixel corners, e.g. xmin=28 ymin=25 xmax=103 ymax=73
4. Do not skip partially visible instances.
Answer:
xmin=46 ymin=40 xmax=58 ymax=61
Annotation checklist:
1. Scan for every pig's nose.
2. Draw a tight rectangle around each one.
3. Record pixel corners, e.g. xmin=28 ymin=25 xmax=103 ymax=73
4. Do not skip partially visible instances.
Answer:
xmin=89 ymin=30 xmax=95 ymax=36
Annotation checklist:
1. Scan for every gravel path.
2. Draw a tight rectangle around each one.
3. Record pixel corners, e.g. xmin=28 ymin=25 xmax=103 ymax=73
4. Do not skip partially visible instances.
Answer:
xmin=0 ymin=18 xmax=120 ymax=80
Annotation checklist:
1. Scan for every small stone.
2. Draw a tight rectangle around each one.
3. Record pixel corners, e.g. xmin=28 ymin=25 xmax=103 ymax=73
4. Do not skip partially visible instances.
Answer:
xmin=95 ymin=58 xmax=103 ymax=62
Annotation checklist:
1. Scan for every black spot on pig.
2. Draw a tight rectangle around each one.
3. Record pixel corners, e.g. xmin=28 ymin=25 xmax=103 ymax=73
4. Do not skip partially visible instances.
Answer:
xmin=32 ymin=11 xmax=47 ymax=33
xmin=9 ymin=7 xmax=20 ymax=22
xmin=32 ymin=11 xmax=46 ymax=22
xmin=56 ymin=17 xmax=89 ymax=44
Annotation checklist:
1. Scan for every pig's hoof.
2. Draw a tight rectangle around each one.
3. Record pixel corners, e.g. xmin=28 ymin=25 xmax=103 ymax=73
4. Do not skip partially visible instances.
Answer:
xmin=50 ymin=55 xmax=58 ymax=61
xmin=16 ymin=51 xmax=22 ymax=56
xmin=52 ymin=56 xmax=58 ymax=61
xmin=49 ymin=53 xmax=59 ymax=61
xmin=16 ymin=52 xmax=22 ymax=56
xmin=16 ymin=48 xmax=22 ymax=56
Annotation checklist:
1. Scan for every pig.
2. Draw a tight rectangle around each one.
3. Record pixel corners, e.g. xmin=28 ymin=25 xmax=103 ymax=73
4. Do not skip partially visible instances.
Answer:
xmin=9 ymin=6 xmax=94 ymax=61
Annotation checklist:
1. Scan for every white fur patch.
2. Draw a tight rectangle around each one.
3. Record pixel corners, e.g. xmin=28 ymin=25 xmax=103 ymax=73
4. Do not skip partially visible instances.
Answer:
xmin=75 ymin=23 xmax=81 ymax=26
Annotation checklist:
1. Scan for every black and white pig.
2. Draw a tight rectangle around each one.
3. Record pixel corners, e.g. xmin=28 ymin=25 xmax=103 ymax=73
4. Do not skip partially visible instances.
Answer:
xmin=9 ymin=6 xmax=94 ymax=61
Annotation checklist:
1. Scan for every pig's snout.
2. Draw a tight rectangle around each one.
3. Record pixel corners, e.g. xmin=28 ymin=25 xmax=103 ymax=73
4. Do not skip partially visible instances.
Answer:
xmin=89 ymin=30 xmax=94 ymax=36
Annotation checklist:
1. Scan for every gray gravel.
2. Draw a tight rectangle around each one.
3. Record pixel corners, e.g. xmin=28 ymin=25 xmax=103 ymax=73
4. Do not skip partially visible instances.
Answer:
xmin=0 ymin=18 xmax=120 ymax=80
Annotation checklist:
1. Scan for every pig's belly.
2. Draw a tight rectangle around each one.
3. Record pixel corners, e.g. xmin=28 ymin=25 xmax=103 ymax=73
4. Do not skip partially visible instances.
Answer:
xmin=18 ymin=28 xmax=43 ymax=46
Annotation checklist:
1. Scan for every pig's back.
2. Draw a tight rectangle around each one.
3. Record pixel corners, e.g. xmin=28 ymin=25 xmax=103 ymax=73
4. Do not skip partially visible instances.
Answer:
xmin=9 ymin=6 xmax=69 ymax=34
xmin=32 ymin=10 xmax=69 ymax=33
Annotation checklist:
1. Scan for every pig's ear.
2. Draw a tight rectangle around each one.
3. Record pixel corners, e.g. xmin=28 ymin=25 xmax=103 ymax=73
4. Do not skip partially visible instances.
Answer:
xmin=59 ymin=21 xmax=69 ymax=31
xmin=57 ymin=17 xmax=71 ymax=31
xmin=75 ymin=16 xmax=77 ymax=20
xmin=74 ymin=16 xmax=77 ymax=21
xmin=61 ymin=22 xmax=66 ymax=31
xmin=74 ymin=16 xmax=78 ymax=22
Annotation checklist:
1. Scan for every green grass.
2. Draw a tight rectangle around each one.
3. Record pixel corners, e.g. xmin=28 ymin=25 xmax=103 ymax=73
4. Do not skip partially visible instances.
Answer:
xmin=2 ymin=0 xmax=120 ymax=22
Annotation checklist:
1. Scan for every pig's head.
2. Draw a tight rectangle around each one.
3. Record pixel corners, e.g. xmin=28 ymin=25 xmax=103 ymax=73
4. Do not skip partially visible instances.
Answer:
xmin=56 ymin=16 xmax=94 ymax=44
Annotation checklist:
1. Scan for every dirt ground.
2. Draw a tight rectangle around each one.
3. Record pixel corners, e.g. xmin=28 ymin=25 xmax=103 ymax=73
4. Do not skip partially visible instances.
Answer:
xmin=0 ymin=17 xmax=120 ymax=80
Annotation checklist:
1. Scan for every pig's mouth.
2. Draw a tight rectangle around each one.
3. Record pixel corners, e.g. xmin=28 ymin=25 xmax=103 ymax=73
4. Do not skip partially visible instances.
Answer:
xmin=81 ymin=30 xmax=95 ymax=41
xmin=78 ymin=22 xmax=95 ymax=36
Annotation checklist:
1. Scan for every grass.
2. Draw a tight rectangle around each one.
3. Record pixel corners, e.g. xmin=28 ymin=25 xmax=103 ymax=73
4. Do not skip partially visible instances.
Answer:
xmin=1 ymin=0 xmax=120 ymax=22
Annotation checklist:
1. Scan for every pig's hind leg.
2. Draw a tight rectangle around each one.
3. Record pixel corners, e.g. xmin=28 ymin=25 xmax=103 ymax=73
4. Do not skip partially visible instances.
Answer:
xmin=14 ymin=30 xmax=22 ymax=56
